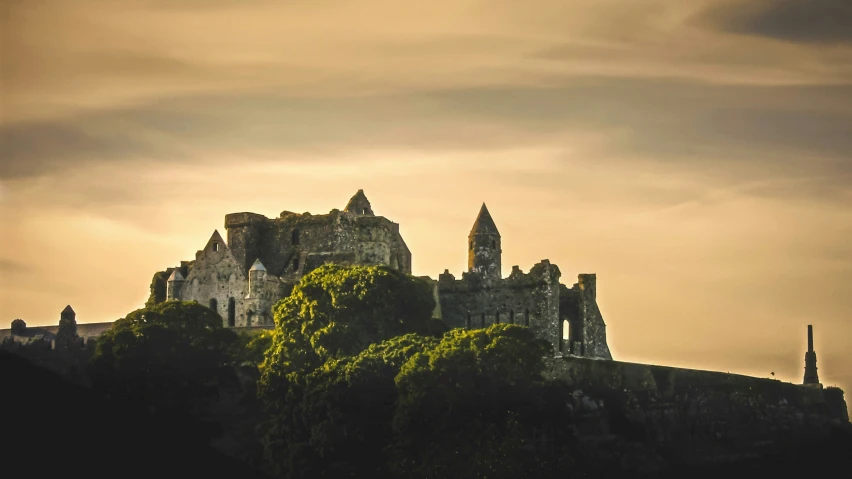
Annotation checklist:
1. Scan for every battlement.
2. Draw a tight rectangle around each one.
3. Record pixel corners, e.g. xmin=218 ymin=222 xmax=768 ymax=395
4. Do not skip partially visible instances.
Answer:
xmin=438 ymin=260 xmax=561 ymax=293
xmin=224 ymin=212 xmax=269 ymax=228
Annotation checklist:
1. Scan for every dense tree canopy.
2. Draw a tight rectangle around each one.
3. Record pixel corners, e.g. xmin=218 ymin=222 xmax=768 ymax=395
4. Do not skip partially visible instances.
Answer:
xmin=258 ymin=264 xmax=447 ymax=477
xmin=390 ymin=324 xmax=573 ymax=479
xmin=90 ymin=300 xmax=239 ymax=416
xmin=262 ymin=334 xmax=440 ymax=478
xmin=260 ymin=263 xmax=444 ymax=389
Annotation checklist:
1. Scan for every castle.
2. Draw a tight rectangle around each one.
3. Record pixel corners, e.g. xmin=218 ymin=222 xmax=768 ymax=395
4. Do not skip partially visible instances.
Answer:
xmin=148 ymin=190 xmax=612 ymax=359
xmin=0 ymin=191 xmax=839 ymax=389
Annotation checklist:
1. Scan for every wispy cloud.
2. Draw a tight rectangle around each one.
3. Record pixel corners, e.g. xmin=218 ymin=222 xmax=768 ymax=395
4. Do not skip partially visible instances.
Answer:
xmin=701 ymin=0 xmax=852 ymax=44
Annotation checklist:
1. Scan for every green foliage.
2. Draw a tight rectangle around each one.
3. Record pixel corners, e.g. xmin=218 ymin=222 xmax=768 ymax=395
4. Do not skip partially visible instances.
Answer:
xmin=262 ymin=334 xmax=439 ymax=478
xmin=390 ymin=324 xmax=571 ymax=479
xmin=230 ymin=329 xmax=275 ymax=368
xmin=257 ymin=264 xmax=447 ymax=477
xmin=260 ymin=263 xmax=444 ymax=387
xmin=90 ymin=300 xmax=239 ymax=416
xmin=145 ymin=270 xmax=170 ymax=308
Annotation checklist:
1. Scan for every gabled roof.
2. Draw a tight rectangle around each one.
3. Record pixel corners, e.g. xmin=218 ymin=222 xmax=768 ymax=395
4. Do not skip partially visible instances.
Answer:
xmin=344 ymin=189 xmax=374 ymax=216
xmin=203 ymin=230 xmax=227 ymax=253
xmin=469 ymin=203 xmax=500 ymax=236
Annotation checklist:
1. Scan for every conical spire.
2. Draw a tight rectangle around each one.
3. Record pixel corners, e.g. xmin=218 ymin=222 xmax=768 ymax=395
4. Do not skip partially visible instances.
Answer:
xmin=469 ymin=203 xmax=499 ymax=236
xmin=61 ymin=305 xmax=75 ymax=315
xmin=168 ymin=269 xmax=185 ymax=281
xmin=249 ymin=258 xmax=267 ymax=272
xmin=344 ymin=189 xmax=374 ymax=216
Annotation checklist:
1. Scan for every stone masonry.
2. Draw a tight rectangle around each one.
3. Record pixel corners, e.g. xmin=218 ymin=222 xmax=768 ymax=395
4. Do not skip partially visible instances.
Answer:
xmin=5 ymin=191 xmax=613 ymax=360
xmin=159 ymin=190 xmax=412 ymax=328
xmin=434 ymin=204 xmax=612 ymax=359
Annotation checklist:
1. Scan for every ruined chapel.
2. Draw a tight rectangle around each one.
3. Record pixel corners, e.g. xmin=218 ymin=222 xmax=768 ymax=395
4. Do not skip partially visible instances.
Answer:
xmin=152 ymin=190 xmax=612 ymax=359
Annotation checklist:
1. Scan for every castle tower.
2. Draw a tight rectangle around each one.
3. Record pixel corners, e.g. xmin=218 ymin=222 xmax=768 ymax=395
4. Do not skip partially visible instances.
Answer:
xmin=166 ymin=269 xmax=185 ymax=300
xmin=57 ymin=305 xmax=77 ymax=347
xmin=60 ymin=305 xmax=76 ymax=325
xmin=344 ymin=189 xmax=374 ymax=216
xmin=803 ymin=324 xmax=821 ymax=387
xmin=468 ymin=203 xmax=502 ymax=279
xmin=247 ymin=258 xmax=267 ymax=298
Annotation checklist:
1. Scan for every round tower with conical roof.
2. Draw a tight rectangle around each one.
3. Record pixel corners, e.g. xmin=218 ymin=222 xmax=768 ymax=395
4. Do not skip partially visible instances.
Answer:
xmin=166 ymin=269 xmax=185 ymax=300
xmin=468 ymin=203 xmax=502 ymax=279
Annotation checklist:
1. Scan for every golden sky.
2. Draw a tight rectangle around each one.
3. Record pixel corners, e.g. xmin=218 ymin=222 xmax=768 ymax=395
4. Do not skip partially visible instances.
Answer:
xmin=2 ymin=0 xmax=851 ymax=393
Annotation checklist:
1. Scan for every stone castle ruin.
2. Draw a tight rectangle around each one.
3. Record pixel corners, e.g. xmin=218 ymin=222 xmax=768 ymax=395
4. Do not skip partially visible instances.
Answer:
xmin=151 ymin=190 xmax=612 ymax=359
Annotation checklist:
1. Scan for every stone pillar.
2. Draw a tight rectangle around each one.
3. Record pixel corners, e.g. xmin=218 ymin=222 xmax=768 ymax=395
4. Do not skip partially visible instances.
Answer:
xmin=803 ymin=325 xmax=821 ymax=387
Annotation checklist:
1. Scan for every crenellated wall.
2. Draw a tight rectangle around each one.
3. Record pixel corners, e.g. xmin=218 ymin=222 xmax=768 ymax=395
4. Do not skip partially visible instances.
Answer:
xmin=436 ymin=260 xmax=562 ymax=354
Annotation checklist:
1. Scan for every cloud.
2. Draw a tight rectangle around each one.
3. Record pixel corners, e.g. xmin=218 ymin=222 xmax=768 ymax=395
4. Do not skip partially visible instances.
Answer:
xmin=701 ymin=0 xmax=852 ymax=44
xmin=0 ymin=259 xmax=24 ymax=273
xmin=3 ymin=79 xmax=852 ymax=192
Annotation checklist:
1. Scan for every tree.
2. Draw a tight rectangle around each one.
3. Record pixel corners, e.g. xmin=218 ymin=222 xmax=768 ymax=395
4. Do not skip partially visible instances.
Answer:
xmin=257 ymin=263 xmax=447 ymax=477
xmin=262 ymin=334 xmax=439 ymax=478
xmin=259 ymin=263 xmax=444 ymax=395
xmin=390 ymin=324 xmax=574 ymax=478
xmin=89 ymin=300 xmax=239 ymax=418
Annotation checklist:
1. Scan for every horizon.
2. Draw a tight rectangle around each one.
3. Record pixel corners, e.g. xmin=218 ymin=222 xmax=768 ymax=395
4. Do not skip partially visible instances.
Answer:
xmin=2 ymin=0 xmax=851 ymax=399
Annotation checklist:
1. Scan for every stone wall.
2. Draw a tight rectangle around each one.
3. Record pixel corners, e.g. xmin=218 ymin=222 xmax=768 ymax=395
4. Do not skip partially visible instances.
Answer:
xmin=437 ymin=260 xmax=562 ymax=351
xmin=225 ymin=209 xmax=410 ymax=280
xmin=559 ymin=275 xmax=612 ymax=360
xmin=543 ymin=356 xmax=850 ymax=467
xmin=160 ymin=192 xmax=412 ymax=328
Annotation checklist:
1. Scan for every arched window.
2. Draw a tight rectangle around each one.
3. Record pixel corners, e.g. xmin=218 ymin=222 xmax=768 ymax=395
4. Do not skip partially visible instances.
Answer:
xmin=292 ymin=229 xmax=300 ymax=245
xmin=524 ymin=308 xmax=530 ymax=327
xmin=209 ymin=298 xmax=218 ymax=313
xmin=495 ymin=311 xmax=500 ymax=324
xmin=480 ymin=313 xmax=486 ymax=328
xmin=562 ymin=320 xmax=570 ymax=340
xmin=509 ymin=310 xmax=515 ymax=324
xmin=228 ymin=298 xmax=236 ymax=327
xmin=293 ymin=258 xmax=300 ymax=271
xmin=247 ymin=311 xmax=254 ymax=327
xmin=466 ymin=312 xmax=472 ymax=329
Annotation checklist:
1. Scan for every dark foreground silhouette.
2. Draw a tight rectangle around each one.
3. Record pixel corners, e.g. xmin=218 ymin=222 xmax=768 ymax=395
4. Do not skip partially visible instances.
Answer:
xmin=3 ymin=349 xmax=850 ymax=479
xmin=1 ymin=351 xmax=269 ymax=479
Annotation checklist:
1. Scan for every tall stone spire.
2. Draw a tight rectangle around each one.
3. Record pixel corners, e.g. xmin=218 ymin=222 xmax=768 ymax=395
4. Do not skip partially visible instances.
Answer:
xmin=468 ymin=203 xmax=502 ymax=279
xmin=803 ymin=324 xmax=821 ymax=387
xmin=344 ymin=189 xmax=374 ymax=216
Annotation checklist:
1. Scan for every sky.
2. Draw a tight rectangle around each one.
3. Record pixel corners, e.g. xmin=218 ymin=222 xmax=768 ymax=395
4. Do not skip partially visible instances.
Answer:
xmin=1 ymin=0 xmax=851 ymax=394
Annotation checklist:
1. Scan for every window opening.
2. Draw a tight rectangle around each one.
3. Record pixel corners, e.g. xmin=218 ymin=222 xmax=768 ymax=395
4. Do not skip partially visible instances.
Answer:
xmin=228 ymin=298 xmax=236 ymax=327
xmin=209 ymin=298 xmax=218 ymax=313
xmin=292 ymin=229 xmax=300 ymax=245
